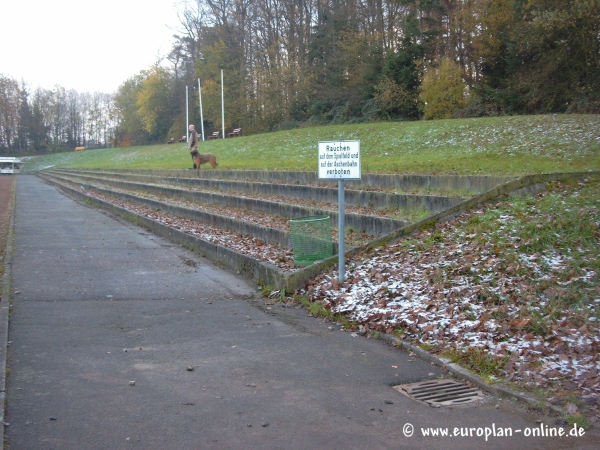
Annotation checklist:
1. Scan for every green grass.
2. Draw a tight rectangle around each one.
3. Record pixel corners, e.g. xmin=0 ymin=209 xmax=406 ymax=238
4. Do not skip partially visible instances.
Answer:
xmin=567 ymin=414 xmax=591 ymax=430
xmin=21 ymin=115 xmax=600 ymax=175
xmin=309 ymin=301 xmax=331 ymax=318
xmin=332 ymin=314 xmax=356 ymax=329
xmin=460 ymin=177 xmax=600 ymax=309
xmin=378 ymin=205 xmax=432 ymax=222
xmin=441 ymin=347 xmax=510 ymax=380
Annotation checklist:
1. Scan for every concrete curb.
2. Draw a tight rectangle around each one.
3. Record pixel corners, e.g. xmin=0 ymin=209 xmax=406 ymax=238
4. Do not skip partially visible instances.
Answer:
xmin=379 ymin=333 xmax=565 ymax=416
xmin=0 ymin=179 xmax=16 ymax=449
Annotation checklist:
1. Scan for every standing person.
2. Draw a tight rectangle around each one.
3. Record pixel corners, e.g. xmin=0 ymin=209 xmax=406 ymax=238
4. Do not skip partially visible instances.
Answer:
xmin=188 ymin=124 xmax=199 ymax=169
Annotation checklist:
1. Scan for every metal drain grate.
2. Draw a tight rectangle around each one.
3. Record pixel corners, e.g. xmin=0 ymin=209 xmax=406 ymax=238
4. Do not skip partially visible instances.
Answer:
xmin=393 ymin=379 xmax=486 ymax=407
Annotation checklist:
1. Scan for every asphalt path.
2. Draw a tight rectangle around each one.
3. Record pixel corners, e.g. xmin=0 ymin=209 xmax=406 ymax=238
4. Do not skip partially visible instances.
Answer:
xmin=3 ymin=175 xmax=598 ymax=449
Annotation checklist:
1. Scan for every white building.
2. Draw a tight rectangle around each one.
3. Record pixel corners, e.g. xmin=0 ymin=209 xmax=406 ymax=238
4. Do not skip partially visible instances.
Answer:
xmin=0 ymin=157 xmax=26 ymax=174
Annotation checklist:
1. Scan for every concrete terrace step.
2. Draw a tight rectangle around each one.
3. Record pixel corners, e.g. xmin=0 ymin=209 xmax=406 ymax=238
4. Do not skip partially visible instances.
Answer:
xmin=42 ymin=172 xmax=294 ymax=249
xmin=47 ymin=170 xmax=409 ymax=236
xmin=51 ymin=168 xmax=479 ymax=215
xmin=39 ymin=168 xmax=568 ymax=294
xmin=40 ymin=174 xmax=297 ymax=291
xmin=55 ymin=168 xmax=513 ymax=192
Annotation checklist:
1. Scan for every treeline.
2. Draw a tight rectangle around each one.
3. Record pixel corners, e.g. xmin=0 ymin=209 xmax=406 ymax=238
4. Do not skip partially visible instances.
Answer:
xmin=0 ymin=76 xmax=116 ymax=155
xmin=2 ymin=0 xmax=598 ymax=154
xmin=115 ymin=0 xmax=600 ymax=145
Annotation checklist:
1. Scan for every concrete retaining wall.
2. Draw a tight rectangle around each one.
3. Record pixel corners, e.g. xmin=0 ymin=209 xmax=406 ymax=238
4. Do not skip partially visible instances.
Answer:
xmin=58 ymin=168 xmax=513 ymax=193
xmin=55 ymin=170 xmax=465 ymax=213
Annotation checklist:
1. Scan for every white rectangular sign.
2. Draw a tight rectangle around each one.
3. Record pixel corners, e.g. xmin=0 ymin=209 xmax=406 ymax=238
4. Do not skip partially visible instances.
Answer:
xmin=318 ymin=140 xmax=361 ymax=180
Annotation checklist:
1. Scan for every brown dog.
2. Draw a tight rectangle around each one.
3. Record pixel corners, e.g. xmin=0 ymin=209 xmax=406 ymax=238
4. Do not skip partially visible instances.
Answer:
xmin=192 ymin=152 xmax=218 ymax=175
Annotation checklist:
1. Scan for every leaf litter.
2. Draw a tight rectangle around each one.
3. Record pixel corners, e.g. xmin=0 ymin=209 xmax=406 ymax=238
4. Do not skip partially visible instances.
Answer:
xmin=305 ymin=177 xmax=599 ymax=418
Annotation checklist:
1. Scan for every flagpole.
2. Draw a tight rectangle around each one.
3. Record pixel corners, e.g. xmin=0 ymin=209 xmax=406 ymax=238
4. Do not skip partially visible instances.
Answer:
xmin=221 ymin=69 xmax=225 ymax=139
xmin=198 ymin=78 xmax=205 ymax=141
xmin=185 ymin=86 xmax=189 ymax=142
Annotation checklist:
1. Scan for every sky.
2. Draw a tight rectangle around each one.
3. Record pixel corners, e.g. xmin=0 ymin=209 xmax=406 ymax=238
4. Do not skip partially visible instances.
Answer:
xmin=0 ymin=1 xmax=183 ymax=94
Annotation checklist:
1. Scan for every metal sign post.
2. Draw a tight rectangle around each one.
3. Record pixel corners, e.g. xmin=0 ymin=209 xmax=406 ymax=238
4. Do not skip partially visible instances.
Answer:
xmin=318 ymin=140 xmax=361 ymax=281
xmin=338 ymin=179 xmax=345 ymax=280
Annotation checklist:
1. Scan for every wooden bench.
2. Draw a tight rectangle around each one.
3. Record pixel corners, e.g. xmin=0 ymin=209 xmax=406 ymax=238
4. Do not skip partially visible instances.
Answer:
xmin=228 ymin=128 xmax=241 ymax=137
xmin=207 ymin=131 xmax=220 ymax=140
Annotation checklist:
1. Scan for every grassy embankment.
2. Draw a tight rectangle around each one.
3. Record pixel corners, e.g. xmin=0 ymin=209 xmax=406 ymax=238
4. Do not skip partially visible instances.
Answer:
xmin=21 ymin=114 xmax=600 ymax=176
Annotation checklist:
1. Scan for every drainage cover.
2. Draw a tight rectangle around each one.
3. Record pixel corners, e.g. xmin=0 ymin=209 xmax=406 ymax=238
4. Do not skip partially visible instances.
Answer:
xmin=393 ymin=379 xmax=486 ymax=407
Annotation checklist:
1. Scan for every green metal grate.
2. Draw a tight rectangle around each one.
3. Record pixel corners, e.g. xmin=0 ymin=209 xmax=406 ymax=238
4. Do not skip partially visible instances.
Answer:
xmin=290 ymin=215 xmax=333 ymax=266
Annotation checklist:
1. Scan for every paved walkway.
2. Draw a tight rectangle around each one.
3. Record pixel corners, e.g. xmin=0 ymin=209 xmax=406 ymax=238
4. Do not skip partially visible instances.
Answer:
xmin=3 ymin=175 xmax=598 ymax=449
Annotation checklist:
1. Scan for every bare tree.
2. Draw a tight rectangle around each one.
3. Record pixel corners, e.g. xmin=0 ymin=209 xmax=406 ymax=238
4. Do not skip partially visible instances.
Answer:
xmin=0 ymin=75 xmax=20 ymax=154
